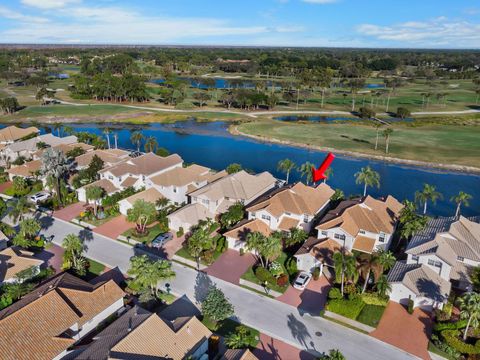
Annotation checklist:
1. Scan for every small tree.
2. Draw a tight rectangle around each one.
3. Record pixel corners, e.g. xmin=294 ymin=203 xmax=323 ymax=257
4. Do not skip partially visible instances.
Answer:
xmin=358 ymin=106 xmax=376 ymax=119
xmin=85 ymin=186 xmax=105 ymax=218
xmin=396 ymin=107 xmax=411 ymax=120
xmin=220 ymin=202 xmax=244 ymax=228
xmin=13 ymin=218 xmax=41 ymax=248
xmin=127 ymin=200 xmax=157 ymax=235
xmin=202 ymin=286 xmax=234 ymax=326
xmin=226 ymin=163 xmax=242 ymax=174
xmin=457 ymin=292 xmax=480 ymax=341
xmin=187 ymin=219 xmax=219 ymax=269
xmin=225 ymin=325 xmax=257 ymax=349
xmin=320 ymin=349 xmax=346 ymax=360
xmin=127 ymin=255 xmax=175 ymax=298
xmin=62 ymin=234 xmax=87 ymax=276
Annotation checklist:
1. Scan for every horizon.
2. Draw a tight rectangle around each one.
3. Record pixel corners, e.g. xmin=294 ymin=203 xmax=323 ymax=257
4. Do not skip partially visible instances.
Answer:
xmin=0 ymin=0 xmax=479 ymax=49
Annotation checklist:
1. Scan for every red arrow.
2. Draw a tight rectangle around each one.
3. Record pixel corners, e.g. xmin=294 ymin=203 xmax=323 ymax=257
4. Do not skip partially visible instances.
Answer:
xmin=312 ymin=152 xmax=335 ymax=183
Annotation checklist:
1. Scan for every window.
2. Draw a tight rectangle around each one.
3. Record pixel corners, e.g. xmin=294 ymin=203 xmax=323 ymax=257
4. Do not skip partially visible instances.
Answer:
xmin=303 ymin=214 xmax=309 ymax=223
xmin=262 ymin=214 xmax=271 ymax=221
xmin=251 ymin=212 xmax=256 ymax=219
xmin=412 ymin=255 xmax=419 ymax=262
xmin=321 ymin=230 xmax=328 ymax=237
xmin=434 ymin=261 xmax=442 ymax=268
xmin=379 ymin=233 xmax=386 ymax=243
xmin=202 ymin=199 xmax=210 ymax=205
xmin=173 ymin=187 xmax=177 ymax=193
xmin=427 ymin=259 xmax=435 ymax=266
xmin=108 ymin=175 xmax=113 ymax=180
xmin=285 ymin=212 xmax=291 ymax=216
xmin=334 ymin=233 xmax=346 ymax=241
xmin=359 ymin=230 xmax=366 ymax=235
xmin=457 ymin=256 xmax=465 ymax=262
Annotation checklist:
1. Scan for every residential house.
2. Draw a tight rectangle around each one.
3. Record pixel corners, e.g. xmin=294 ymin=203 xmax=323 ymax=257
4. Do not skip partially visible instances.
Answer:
xmin=294 ymin=237 xmax=347 ymax=277
xmin=246 ymin=182 xmax=334 ymax=233
xmin=222 ymin=349 xmax=259 ymax=360
xmin=0 ymin=272 xmax=125 ymax=360
xmin=6 ymin=159 xmax=42 ymax=180
xmin=168 ymin=170 xmax=278 ymax=232
xmin=99 ymin=152 xmax=183 ymax=190
xmin=146 ymin=163 xmax=227 ymax=205
xmin=0 ymin=246 xmax=44 ymax=284
xmin=33 ymin=142 xmax=95 ymax=160
xmin=224 ymin=218 xmax=271 ymax=251
xmin=74 ymin=305 xmax=211 ymax=360
xmin=74 ymin=149 xmax=129 ymax=170
xmin=315 ymin=195 xmax=403 ymax=254
xmin=168 ymin=202 xmax=215 ymax=232
xmin=118 ymin=187 xmax=165 ymax=215
xmin=387 ymin=216 xmax=480 ymax=311
xmin=0 ymin=125 xmax=39 ymax=145
xmin=77 ymin=178 xmax=121 ymax=203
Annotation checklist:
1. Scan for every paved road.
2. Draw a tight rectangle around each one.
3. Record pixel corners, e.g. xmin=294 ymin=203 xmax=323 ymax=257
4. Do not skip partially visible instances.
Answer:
xmin=41 ymin=215 xmax=417 ymax=360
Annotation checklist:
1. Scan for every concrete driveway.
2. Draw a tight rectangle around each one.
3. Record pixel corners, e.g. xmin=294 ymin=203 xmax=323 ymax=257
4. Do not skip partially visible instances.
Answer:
xmin=277 ymin=276 xmax=331 ymax=315
xmin=205 ymin=249 xmax=256 ymax=285
xmin=93 ymin=215 xmax=133 ymax=239
xmin=53 ymin=202 xmax=86 ymax=222
xmin=371 ymin=302 xmax=433 ymax=360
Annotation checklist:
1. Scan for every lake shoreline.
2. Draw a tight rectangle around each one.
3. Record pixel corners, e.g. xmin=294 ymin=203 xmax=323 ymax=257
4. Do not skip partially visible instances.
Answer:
xmin=229 ymin=125 xmax=480 ymax=176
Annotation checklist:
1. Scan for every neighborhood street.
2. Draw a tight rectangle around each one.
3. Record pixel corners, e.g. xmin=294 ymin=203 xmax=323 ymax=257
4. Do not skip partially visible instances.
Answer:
xmin=40 ymin=215 xmax=417 ymax=360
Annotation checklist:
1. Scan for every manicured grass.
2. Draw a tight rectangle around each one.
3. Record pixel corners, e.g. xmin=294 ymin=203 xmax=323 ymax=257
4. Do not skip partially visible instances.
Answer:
xmin=428 ymin=341 xmax=458 ymax=360
xmin=15 ymin=104 xmax=137 ymax=117
xmin=78 ymin=213 xmax=119 ymax=227
xmin=157 ymin=292 xmax=176 ymax=305
xmin=240 ymin=266 xmax=288 ymax=294
xmin=201 ymin=317 xmax=260 ymax=347
xmin=122 ymin=223 xmax=164 ymax=244
xmin=174 ymin=246 xmax=224 ymax=266
xmin=238 ymin=118 xmax=480 ymax=167
xmin=356 ymin=304 xmax=386 ymax=327
xmin=87 ymin=258 xmax=106 ymax=276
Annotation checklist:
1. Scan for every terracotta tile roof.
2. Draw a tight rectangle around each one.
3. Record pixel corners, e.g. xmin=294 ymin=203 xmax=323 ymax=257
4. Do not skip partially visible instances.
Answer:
xmin=352 ymin=235 xmax=377 ymax=253
xmin=0 ymin=126 xmax=39 ymax=143
xmin=122 ymin=188 xmax=164 ymax=206
xmin=83 ymin=179 xmax=120 ymax=194
xmin=149 ymin=164 xmax=211 ymax=187
xmin=7 ymin=159 xmax=42 ymax=178
xmin=310 ymin=238 xmax=347 ymax=266
xmin=168 ymin=203 xmax=214 ymax=227
xmin=120 ymin=176 xmax=138 ymax=188
xmin=247 ymin=182 xmax=334 ymax=218
xmin=277 ymin=216 xmax=301 ymax=231
xmin=317 ymin=195 xmax=403 ymax=237
xmin=110 ymin=314 xmax=211 ymax=360
xmin=0 ymin=247 xmax=44 ymax=282
xmin=189 ymin=170 xmax=276 ymax=203
xmin=224 ymin=219 xmax=271 ymax=240
xmin=74 ymin=149 xmax=127 ymax=168
xmin=222 ymin=349 xmax=259 ymax=360
xmin=101 ymin=153 xmax=182 ymax=177
xmin=0 ymin=272 xmax=124 ymax=360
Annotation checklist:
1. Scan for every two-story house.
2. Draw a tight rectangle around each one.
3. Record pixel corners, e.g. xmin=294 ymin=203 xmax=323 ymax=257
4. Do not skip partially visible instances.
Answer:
xmin=74 ymin=148 xmax=129 ymax=170
xmin=315 ymin=195 xmax=403 ymax=254
xmin=168 ymin=170 xmax=278 ymax=232
xmin=0 ymin=272 xmax=125 ymax=360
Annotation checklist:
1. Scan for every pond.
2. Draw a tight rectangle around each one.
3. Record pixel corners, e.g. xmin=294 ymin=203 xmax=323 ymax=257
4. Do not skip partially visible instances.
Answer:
xmin=7 ymin=120 xmax=479 ymax=217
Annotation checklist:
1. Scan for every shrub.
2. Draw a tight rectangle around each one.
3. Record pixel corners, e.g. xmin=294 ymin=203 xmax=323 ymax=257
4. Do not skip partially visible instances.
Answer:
xmin=239 ymin=248 xmax=245 ymax=256
xmin=176 ymin=227 xmax=184 ymax=238
xmin=102 ymin=187 xmax=139 ymax=207
xmin=277 ymin=274 xmax=289 ymax=287
xmin=396 ymin=107 xmax=411 ymax=119
xmin=407 ymin=299 xmax=414 ymax=314
xmin=312 ymin=267 xmax=321 ymax=281
xmin=285 ymin=257 xmax=298 ymax=277
xmin=434 ymin=320 xmax=467 ymax=332
xmin=175 ymin=101 xmax=195 ymax=110
xmin=328 ymin=287 xmax=343 ymax=300
xmin=327 ymin=297 xmax=365 ymax=320
xmin=215 ymin=237 xmax=227 ymax=253
xmin=269 ymin=261 xmax=283 ymax=277
xmin=441 ymin=330 xmax=480 ymax=355
xmin=344 ymin=283 xmax=357 ymax=296
xmin=435 ymin=304 xmax=452 ymax=322
xmin=360 ymin=292 xmax=389 ymax=306
xmin=255 ymin=266 xmax=276 ymax=286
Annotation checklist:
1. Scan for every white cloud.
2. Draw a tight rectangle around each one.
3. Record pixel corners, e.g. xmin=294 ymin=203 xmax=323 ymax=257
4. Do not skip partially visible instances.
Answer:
xmin=0 ymin=6 xmax=49 ymax=23
xmin=357 ymin=18 xmax=480 ymax=48
xmin=21 ymin=0 xmax=81 ymax=9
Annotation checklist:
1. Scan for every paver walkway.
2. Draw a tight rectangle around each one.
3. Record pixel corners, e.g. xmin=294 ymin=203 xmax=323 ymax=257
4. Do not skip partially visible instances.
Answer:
xmin=93 ymin=215 xmax=133 ymax=239
xmin=371 ymin=301 xmax=432 ymax=360
xmin=277 ymin=276 xmax=331 ymax=316
xmin=254 ymin=333 xmax=316 ymax=360
xmin=205 ymin=249 xmax=256 ymax=285
xmin=53 ymin=202 xmax=86 ymax=222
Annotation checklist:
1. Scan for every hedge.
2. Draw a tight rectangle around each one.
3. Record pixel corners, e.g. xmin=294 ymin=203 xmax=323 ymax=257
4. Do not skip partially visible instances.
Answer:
xmin=360 ymin=293 xmax=389 ymax=306
xmin=441 ymin=330 xmax=480 ymax=355
xmin=326 ymin=297 xmax=365 ymax=320
xmin=434 ymin=320 xmax=467 ymax=332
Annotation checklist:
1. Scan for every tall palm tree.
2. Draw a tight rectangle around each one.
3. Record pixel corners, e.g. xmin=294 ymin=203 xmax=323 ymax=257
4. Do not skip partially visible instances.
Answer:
xmin=451 ymin=191 xmax=472 ymax=218
xmin=375 ymin=275 xmax=391 ymax=297
xmin=323 ymin=167 xmax=333 ymax=184
xmin=357 ymin=253 xmax=381 ymax=293
xmin=9 ymin=197 xmax=33 ymax=223
xmin=144 ymin=136 xmax=159 ymax=153
xmin=41 ymin=148 xmax=72 ymax=206
xmin=52 ymin=122 xmax=62 ymax=137
xmin=86 ymin=186 xmax=105 ymax=218
xmin=103 ymin=127 xmax=111 ymax=149
xmin=277 ymin=158 xmax=296 ymax=184
xmin=333 ymin=252 xmax=357 ymax=296
xmin=373 ymin=122 xmax=383 ymax=151
xmin=62 ymin=234 xmax=86 ymax=274
xmin=383 ymin=128 xmax=393 ymax=154
xmin=355 ymin=166 xmax=380 ymax=196
xmin=415 ymin=183 xmax=443 ymax=215
xmin=130 ymin=131 xmax=144 ymax=152
xmin=457 ymin=292 xmax=480 ymax=341
xmin=298 ymin=161 xmax=315 ymax=185
xmin=127 ymin=255 xmax=175 ymax=297
xmin=246 ymin=231 xmax=267 ymax=268
xmin=113 ymin=132 xmax=119 ymax=149
xmin=377 ymin=250 xmax=396 ymax=273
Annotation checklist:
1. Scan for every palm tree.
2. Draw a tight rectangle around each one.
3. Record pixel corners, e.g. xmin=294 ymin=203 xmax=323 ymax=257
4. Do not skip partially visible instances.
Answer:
xmin=144 ymin=136 xmax=159 ymax=153
xmin=262 ymin=234 xmax=282 ymax=268
xmin=113 ymin=132 xmax=119 ymax=149
xmin=52 ymin=122 xmax=62 ymax=137
xmin=373 ymin=122 xmax=383 ymax=151
xmin=103 ymin=127 xmax=111 ymax=149
xmin=63 ymin=125 xmax=74 ymax=136
xmin=333 ymin=252 xmax=357 ymax=296
xmin=383 ymin=128 xmax=393 ymax=154
xmin=323 ymin=167 xmax=333 ymax=184
xmin=357 ymin=253 xmax=381 ymax=293
xmin=415 ymin=183 xmax=443 ymax=215
xmin=355 ymin=166 xmax=380 ymax=196
xmin=284 ymin=228 xmax=307 ymax=248
xmin=127 ymin=199 xmax=157 ymax=235
xmin=130 ymin=131 xmax=144 ymax=152
xmin=13 ymin=218 xmax=41 ymax=248
xmin=277 ymin=158 xmax=296 ymax=184
xmin=62 ymin=234 xmax=87 ymax=275
xmin=85 ymin=186 xmax=105 ymax=218
xmin=344 ymin=255 xmax=359 ymax=285
xmin=377 ymin=250 xmax=396 ymax=273
xmin=9 ymin=197 xmax=33 ymax=223
xmin=451 ymin=191 xmax=472 ymax=218
xmin=41 ymin=148 xmax=72 ymax=206
xmin=298 ymin=161 xmax=314 ymax=185
xmin=246 ymin=231 xmax=267 ymax=268
xmin=457 ymin=292 xmax=480 ymax=341
xmin=127 ymin=255 xmax=175 ymax=297
xmin=375 ymin=275 xmax=391 ymax=297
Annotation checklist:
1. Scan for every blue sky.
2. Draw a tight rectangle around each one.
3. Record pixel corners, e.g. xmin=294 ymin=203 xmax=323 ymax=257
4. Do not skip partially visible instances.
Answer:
xmin=0 ymin=0 xmax=479 ymax=48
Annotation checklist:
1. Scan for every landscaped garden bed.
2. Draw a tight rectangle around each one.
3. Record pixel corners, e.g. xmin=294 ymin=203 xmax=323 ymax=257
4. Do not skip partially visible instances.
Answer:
xmin=122 ymin=223 xmax=164 ymax=244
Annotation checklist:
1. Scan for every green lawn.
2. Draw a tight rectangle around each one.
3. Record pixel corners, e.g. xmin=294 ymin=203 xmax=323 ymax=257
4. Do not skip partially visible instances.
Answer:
xmin=238 ymin=118 xmax=480 ymax=168
xmin=202 ymin=317 xmax=260 ymax=348
xmin=174 ymin=246 xmax=223 ymax=266
xmin=356 ymin=304 xmax=386 ymax=327
xmin=87 ymin=258 xmax=106 ymax=276
xmin=77 ymin=213 xmax=119 ymax=227
xmin=122 ymin=223 xmax=163 ymax=244
xmin=240 ymin=266 xmax=288 ymax=294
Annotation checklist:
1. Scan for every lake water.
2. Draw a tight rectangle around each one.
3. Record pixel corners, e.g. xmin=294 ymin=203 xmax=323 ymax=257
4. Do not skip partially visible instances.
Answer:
xmin=27 ymin=120 xmax=480 ymax=218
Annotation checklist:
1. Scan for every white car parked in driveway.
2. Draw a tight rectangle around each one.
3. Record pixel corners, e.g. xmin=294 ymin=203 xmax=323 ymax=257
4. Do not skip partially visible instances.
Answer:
xmin=293 ymin=271 xmax=312 ymax=290
xmin=29 ymin=191 xmax=51 ymax=204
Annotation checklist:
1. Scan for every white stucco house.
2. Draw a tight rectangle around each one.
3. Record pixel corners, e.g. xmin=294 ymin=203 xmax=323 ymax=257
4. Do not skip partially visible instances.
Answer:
xmin=118 ymin=187 xmax=164 ymax=215
xmin=0 ymin=247 xmax=44 ymax=284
